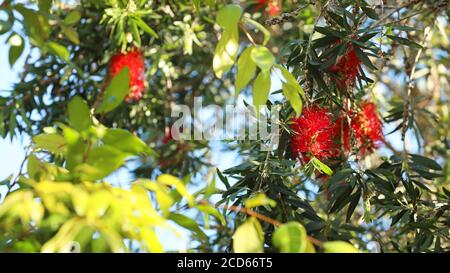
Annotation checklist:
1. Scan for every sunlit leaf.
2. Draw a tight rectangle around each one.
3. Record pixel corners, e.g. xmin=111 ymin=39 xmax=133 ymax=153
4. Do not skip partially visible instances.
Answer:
xmin=213 ymin=29 xmax=239 ymax=78
xmin=157 ymin=174 xmax=194 ymax=207
xmin=233 ymin=217 xmax=264 ymax=253
xmin=251 ymin=46 xmax=275 ymax=72
xmin=103 ymin=129 xmax=155 ymax=156
xmin=245 ymin=193 xmax=276 ymax=208
xmin=33 ymin=133 xmax=67 ymax=154
xmin=64 ymin=10 xmax=81 ymax=25
xmin=273 ymin=222 xmax=307 ymax=253
xmin=235 ymin=46 xmax=256 ymax=96
xmin=216 ymin=4 xmax=242 ymax=31
xmin=252 ymin=70 xmax=271 ymax=111
xmin=323 ymin=241 xmax=359 ymax=253
xmin=96 ymin=66 xmax=130 ymax=114
xmin=68 ymin=96 xmax=92 ymax=132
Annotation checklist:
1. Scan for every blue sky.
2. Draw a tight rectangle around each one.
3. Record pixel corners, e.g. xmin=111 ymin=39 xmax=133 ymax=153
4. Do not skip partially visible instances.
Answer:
xmin=0 ymin=36 xmax=29 ymax=189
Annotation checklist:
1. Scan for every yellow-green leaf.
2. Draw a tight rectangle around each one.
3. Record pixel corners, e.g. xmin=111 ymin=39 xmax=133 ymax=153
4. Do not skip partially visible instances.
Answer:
xmin=323 ymin=241 xmax=359 ymax=253
xmin=62 ymin=26 xmax=80 ymax=44
xmin=251 ymin=46 xmax=275 ymax=72
xmin=68 ymin=96 xmax=92 ymax=132
xmin=46 ymin=42 xmax=69 ymax=61
xmin=213 ymin=29 xmax=239 ymax=78
xmin=282 ymin=82 xmax=303 ymax=117
xmin=216 ymin=4 xmax=242 ymax=31
xmin=244 ymin=193 xmax=276 ymax=208
xmin=253 ymin=70 xmax=271 ymax=111
xmin=33 ymin=133 xmax=67 ymax=154
xmin=103 ymin=129 xmax=155 ymax=156
xmin=275 ymin=64 xmax=305 ymax=99
xmin=235 ymin=46 xmax=256 ymax=97
xmin=96 ymin=66 xmax=130 ymax=114
xmin=273 ymin=222 xmax=307 ymax=253
xmin=233 ymin=217 xmax=264 ymax=253
xmin=312 ymin=157 xmax=333 ymax=175
xmin=157 ymin=174 xmax=194 ymax=207
xmin=64 ymin=10 xmax=81 ymax=25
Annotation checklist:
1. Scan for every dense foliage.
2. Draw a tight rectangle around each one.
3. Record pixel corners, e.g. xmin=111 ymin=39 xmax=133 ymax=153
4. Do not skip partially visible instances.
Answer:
xmin=0 ymin=0 xmax=449 ymax=253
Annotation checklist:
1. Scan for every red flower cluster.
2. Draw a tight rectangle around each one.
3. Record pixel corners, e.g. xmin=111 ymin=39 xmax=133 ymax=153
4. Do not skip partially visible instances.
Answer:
xmin=329 ymin=43 xmax=361 ymax=89
xmin=342 ymin=101 xmax=383 ymax=154
xmin=290 ymin=102 xmax=383 ymax=163
xmin=290 ymin=106 xmax=341 ymax=162
xmin=255 ymin=0 xmax=281 ymax=16
xmin=109 ymin=49 xmax=146 ymax=101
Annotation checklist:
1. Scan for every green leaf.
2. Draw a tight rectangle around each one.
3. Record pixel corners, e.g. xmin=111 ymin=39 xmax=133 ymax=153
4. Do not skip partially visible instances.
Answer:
xmin=96 ymin=66 xmax=130 ymax=114
xmin=251 ymin=46 xmax=275 ymax=72
xmin=352 ymin=45 xmax=377 ymax=70
xmin=82 ymin=146 xmax=127 ymax=180
xmin=213 ymin=29 xmax=239 ymax=78
xmin=361 ymin=6 xmax=379 ymax=20
xmin=196 ymin=204 xmax=226 ymax=226
xmin=140 ymin=180 xmax=174 ymax=216
xmin=64 ymin=10 xmax=81 ymax=25
xmin=103 ymin=129 xmax=155 ymax=156
xmin=274 ymin=65 xmax=303 ymax=97
xmin=132 ymin=16 xmax=159 ymax=39
xmin=17 ymin=7 xmax=50 ymax=46
xmin=304 ymin=239 xmax=316 ymax=253
xmin=46 ymin=42 xmax=70 ymax=61
xmin=62 ymin=27 xmax=80 ymax=44
xmin=245 ymin=193 xmax=276 ymax=208
xmin=169 ymin=213 xmax=208 ymax=241
xmin=216 ymin=4 xmax=242 ymax=31
xmin=322 ymin=241 xmax=359 ymax=253
xmin=8 ymin=34 xmax=24 ymax=67
xmin=315 ymin=26 xmax=343 ymax=38
xmin=386 ymin=35 xmax=423 ymax=49
xmin=38 ymin=0 xmax=52 ymax=12
xmin=157 ymin=174 xmax=194 ymax=207
xmin=192 ymin=0 xmax=201 ymax=12
xmin=33 ymin=134 xmax=67 ymax=154
xmin=273 ymin=222 xmax=307 ymax=253
xmin=282 ymin=82 xmax=303 ymax=117
xmin=312 ymin=157 xmax=333 ymax=175
xmin=27 ymin=154 xmax=43 ymax=181
xmin=252 ymin=70 xmax=271 ymax=111
xmin=233 ymin=217 xmax=264 ymax=253
xmin=235 ymin=46 xmax=256 ymax=96
xmin=410 ymin=154 xmax=442 ymax=171
xmin=68 ymin=96 xmax=92 ymax=132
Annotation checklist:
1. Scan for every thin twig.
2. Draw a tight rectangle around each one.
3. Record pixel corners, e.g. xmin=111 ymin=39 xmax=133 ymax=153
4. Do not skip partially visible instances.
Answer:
xmin=221 ymin=204 xmax=323 ymax=246
xmin=401 ymin=16 xmax=437 ymax=153
xmin=265 ymin=2 xmax=312 ymax=26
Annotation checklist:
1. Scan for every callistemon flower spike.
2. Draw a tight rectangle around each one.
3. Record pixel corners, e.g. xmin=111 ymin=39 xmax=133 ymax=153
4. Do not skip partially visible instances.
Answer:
xmin=290 ymin=105 xmax=341 ymax=163
xmin=329 ymin=43 xmax=362 ymax=89
xmin=109 ymin=48 xmax=146 ymax=101
xmin=342 ymin=101 xmax=384 ymax=155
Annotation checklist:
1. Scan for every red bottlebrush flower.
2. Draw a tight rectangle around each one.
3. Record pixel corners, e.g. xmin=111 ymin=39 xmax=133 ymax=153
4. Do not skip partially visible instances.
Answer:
xmin=329 ymin=43 xmax=361 ymax=89
xmin=342 ymin=101 xmax=383 ymax=154
xmin=290 ymin=106 xmax=341 ymax=162
xmin=254 ymin=0 xmax=281 ymax=16
xmin=109 ymin=49 xmax=146 ymax=101
xmin=267 ymin=2 xmax=281 ymax=16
